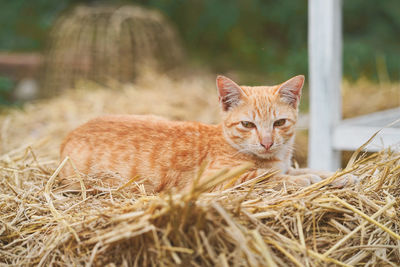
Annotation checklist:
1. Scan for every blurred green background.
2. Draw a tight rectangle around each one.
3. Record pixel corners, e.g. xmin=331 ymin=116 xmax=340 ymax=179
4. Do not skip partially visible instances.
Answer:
xmin=1 ymin=0 xmax=399 ymax=81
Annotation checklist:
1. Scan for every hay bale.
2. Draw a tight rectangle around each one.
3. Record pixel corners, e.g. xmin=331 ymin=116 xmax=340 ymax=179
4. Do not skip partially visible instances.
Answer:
xmin=0 ymin=143 xmax=399 ymax=265
xmin=0 ymin=75 xmax=399 ymax=266
xmin=40 ymin=5 xmax=184 ymax=97
xmin=342 ymin=78 xmax=400 ymax=119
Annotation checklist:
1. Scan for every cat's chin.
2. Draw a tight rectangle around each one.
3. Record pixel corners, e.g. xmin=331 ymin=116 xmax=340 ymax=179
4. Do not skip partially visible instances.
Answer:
xmin=251 ymin=150 xmax=277 ymax=159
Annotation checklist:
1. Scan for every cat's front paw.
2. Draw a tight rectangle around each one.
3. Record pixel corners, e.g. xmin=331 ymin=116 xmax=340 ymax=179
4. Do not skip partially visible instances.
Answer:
xmin=330 ymin=173 xmax=359 ymax=188
xmin=290 ymin=174 xmax=322 ymax=187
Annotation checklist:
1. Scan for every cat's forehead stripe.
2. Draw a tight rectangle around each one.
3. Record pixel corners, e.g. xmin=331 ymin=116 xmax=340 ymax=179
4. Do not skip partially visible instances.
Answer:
xmin=240 ymin=85 xmax=297 ymax=121
xmin=253 ymin=95 xmax=276 ymax=120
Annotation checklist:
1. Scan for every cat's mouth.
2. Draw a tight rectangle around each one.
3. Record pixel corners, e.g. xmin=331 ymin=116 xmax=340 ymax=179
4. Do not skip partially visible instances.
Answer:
xmin=258 ymin=149 xmax=274 ymax=155
xmin=253 ymin=148 xmax=276 ymax=158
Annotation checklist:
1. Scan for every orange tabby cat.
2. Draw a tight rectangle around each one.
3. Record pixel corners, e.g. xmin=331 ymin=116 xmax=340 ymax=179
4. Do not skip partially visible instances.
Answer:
xmin=60 ymin=75 xmax=348 ymax=192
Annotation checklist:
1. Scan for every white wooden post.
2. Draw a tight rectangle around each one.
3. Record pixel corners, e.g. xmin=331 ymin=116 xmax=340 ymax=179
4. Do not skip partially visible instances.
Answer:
xmin=308 ymin=0 xmax=342 ymax=171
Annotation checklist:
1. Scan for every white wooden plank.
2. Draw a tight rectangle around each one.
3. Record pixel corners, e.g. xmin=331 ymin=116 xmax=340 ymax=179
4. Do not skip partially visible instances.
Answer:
xmin=308 ymin=0 xmax=342 ymax=171
xmin=339 ymin=107 xmax=400 ymax=127
xmin=333 ymin=107 xmax=400 ymax=151
xmin=333 ymin=125 xmax=400 ymax=152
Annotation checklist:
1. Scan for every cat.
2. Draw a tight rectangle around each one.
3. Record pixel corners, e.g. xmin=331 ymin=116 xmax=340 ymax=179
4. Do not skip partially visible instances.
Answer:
xmin=60 ymin=75 xmax=353 ymax=192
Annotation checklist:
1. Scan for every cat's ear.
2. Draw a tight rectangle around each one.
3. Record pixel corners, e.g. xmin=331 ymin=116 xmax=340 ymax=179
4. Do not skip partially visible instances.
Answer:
xmin=276 ymin=75 xmax=304 ymax=108
xmin=216 ymin=75 xmax=244 ymax=111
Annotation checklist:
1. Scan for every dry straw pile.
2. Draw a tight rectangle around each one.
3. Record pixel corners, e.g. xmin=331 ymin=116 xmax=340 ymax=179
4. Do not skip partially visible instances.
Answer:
xmin=1 ymin=75 xmax=399 ymax=266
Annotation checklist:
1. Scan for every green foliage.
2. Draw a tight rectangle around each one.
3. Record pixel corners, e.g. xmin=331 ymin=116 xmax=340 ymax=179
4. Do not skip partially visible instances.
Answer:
xmin=140 ymin=0 xmax=308 ymax=81
xmin=343 ymin=0 xmax=400 ymax=81
xmin=0 ymin=76 xmax=15 ymax=105
xmin=138 ymin=0 xmax=400 ymax=81
xmin=0 ymin=0 xmax=69 ymax=51
xmin=0 ymin=0 xmax=399 ymax=81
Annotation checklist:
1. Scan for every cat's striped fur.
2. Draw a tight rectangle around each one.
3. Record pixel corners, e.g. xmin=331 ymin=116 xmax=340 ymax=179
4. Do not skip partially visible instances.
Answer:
xmin=60 ymin=75 xmax=352 ymax=192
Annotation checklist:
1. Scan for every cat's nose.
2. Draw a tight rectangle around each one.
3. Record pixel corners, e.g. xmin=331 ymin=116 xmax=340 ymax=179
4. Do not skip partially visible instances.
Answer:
xmin=260 ymin=137 xmax=274 ymax=150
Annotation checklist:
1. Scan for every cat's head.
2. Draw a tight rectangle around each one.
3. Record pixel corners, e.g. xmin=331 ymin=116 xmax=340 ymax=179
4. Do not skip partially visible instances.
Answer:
xmin=216 ymin=75 xmax=304 ymax=159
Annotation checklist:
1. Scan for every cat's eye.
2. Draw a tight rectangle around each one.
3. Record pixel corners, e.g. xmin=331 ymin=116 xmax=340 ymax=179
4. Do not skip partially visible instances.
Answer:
xmin=241 ymin=121 xmax=256 ymax=128
xmin=274 ymin=119 xmax=286 ymax=127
